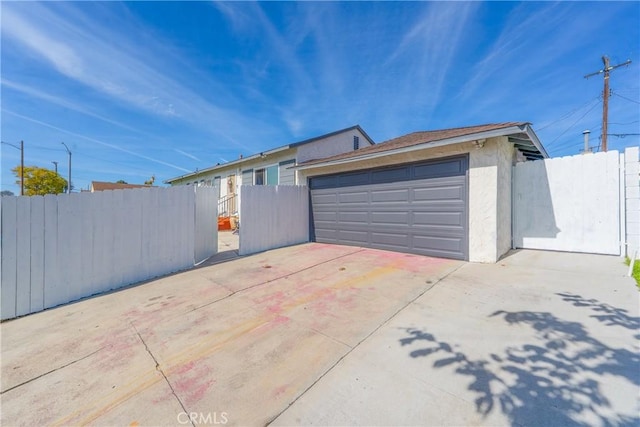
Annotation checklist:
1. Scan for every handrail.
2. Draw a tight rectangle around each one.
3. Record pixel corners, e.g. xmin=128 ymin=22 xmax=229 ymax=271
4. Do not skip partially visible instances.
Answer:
xmin=218 ymin=193 xmax=237 ymax=217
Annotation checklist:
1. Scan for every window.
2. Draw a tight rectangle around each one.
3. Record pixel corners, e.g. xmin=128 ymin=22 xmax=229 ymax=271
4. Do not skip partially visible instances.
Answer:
xmin=353 ymin=135 xmax=360 ymax=150
xmin=266 ymin=165 xmax=278 ymax=185
xmin=255 ymin=165 xmax=279 ymax=185
xmin=255 ymin=169 xmax=265 ymax=185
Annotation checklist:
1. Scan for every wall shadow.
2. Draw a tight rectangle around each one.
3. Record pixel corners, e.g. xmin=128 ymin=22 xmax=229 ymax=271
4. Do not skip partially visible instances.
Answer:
xmin=513 ymin=159 xmax=560 ymax=243
xmin=399 ymin=295 xmax=640 ymax=426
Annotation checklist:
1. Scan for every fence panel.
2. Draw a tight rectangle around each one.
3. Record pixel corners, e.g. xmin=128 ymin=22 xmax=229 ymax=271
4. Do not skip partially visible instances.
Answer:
xmin=43 ymin=194 xmax=59 ymax=309
xmin=239 ymin=185 xmax=309 ymax=256
xmin=195 ymin=186 xmax=218 ymax=264
xmin=625 ymin=147 xmax=640 ymax=255
xmin=0 ymin=185 xmax=217 ymax=320
xmin=16 ymin=197 xmax=31 ymax=316
xmin=30 ymin=196 xmax=45 ymax=313
xmin=1 ymin=196 xmax=18 ymax=319
xmin=513 ymin=150 xmax=621 ymax=255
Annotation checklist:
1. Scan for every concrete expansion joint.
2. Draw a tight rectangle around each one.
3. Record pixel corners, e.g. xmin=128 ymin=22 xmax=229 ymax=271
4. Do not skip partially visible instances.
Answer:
xmin=266 ymin=259 xmax=465 ymax=426
xmin=0 ymin=346 xmax=105 ymax=395
xmin=131 ymin=323 xmax=194 ymax=427
xmin=188 ymin=248 xmax=368 ymax=315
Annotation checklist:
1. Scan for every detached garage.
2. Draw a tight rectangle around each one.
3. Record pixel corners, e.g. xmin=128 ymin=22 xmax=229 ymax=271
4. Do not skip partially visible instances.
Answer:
xmin=298 ymin=122 xmax=548 ymax=263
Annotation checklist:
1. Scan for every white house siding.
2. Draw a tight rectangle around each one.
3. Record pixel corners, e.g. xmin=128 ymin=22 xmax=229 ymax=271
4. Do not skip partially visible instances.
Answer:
xmin=279 ymin=159 xmax=296 ymax=185
xmin=300 ymin=137 xmax=510 ymax=263
xmin=296 ymin=128 xmax=373 ymax=164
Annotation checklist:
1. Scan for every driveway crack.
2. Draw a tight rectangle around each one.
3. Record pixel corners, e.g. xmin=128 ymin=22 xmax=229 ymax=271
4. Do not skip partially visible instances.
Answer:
xmin=131 ymin=323 xmax=194 ymax=427
xmin=0 ymin=346 xmax=106 ymax=395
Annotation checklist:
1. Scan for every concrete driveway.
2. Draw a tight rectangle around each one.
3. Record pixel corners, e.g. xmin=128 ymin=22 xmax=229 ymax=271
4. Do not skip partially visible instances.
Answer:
xmin=1 ymin=244 xmax=638 ymax=426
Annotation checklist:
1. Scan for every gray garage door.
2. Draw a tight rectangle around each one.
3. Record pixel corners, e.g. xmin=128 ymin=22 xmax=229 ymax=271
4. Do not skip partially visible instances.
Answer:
xmin=309 ymin=156 xmax=468 ymax=260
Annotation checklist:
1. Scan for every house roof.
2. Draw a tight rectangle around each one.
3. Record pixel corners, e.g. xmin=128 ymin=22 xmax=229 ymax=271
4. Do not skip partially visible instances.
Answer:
xmin=91 ymin=181 xmax=151 ymax=191
xmin=296 ymin=122 xmax=548 ymax=169
xmin=165 ymin=124 xmax=374 ymax=184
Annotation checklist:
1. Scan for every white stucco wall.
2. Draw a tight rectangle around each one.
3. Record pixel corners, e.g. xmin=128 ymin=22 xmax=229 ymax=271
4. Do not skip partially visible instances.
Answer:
xmin=296 ymin=128 xmax=373 ymax=164
xmin=300 ymin=137 xmax=510 ymax=263
xmin=468 ymin=137 xmax=513 ymax=263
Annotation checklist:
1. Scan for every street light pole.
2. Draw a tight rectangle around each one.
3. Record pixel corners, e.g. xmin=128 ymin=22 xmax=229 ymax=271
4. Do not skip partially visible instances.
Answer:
xmin=52 ymin=161 xmax=58 ymax=174
xmin=1 ymin=140 xmax=24 ymax=195
xmin=20 ymin=140 xmax=24 ymax=196
xmin=61 ymin=142 xmax=72 ymax=194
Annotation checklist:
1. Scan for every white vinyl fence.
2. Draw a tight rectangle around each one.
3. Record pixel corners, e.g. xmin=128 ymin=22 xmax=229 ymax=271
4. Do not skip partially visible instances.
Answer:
xmin=1 ymin=186 xmax=217 ymax=320
xmin=513 ymin=147 xmax=639 ymax=256
xmin=239 ymin=185 xmax=309 ymax=255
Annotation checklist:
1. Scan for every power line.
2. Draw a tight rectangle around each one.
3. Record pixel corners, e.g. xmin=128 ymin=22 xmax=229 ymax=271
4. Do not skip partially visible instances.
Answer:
xmin=535 ymin=96 xmax=600 ymax=131
xmin=613 ymin=92 xmax=640 ymax=105
xmin=547 ymin=99 xmax=602 ymax=146
xmin=608 ymin=120 xmax=639 ymax=126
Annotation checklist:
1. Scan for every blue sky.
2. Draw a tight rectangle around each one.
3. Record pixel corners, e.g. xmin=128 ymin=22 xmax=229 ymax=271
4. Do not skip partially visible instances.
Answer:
xmin=1 ymin=1 xmax=639 ymax=194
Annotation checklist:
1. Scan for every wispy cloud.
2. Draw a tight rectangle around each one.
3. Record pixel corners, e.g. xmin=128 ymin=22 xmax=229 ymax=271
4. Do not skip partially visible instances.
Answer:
xmin=1 ymin=79 xmax=145 ymax=134
xmin=385 ymin=2 xmax=480 ymax=121
xmin=1 ymin=2 xmax=263 ymax=151
xmin=3 ymin=110 xmax=192 ymax=173
xmin=174 ymin=149 xmax=201 ymax=162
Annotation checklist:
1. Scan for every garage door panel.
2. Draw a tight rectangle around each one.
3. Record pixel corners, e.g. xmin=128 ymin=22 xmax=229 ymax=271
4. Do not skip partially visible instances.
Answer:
xmin=338 ymin=172 xmax=369 ymax=187
xmin=413 ymin=235 xmax=463 ymax=253
xmin=413 ymin=185 xmax=464 ymax=201
xmin=371 ymin=211 xmax=409 ymax=225
xmin=337 ymin=211 xmax=368 ymax=223
xmin=315 ymin=230 xmax=338 ymax=241
xmin=371 ymin=188 xmax=410 ymax=203
xmin=413 ymin=158 xmax=465 ymax=179
xmin=413 ymin=211 xmax=464 ymax=226
xmin=371 ymin=166 xmax=410 ymax=183
xmin=338 ymin=191 xmax=369 ymax=204
xmin=310 ymin=156 xmax=468 ymax=260
xmin=313 ymin=212 xmax=337 ymax=223
xmin=370 ymin=231 xmax=408 ymax=246
xmin=312 ymin=192 xmax=337 ymax=205
xmin=338 ymin=230 xmax=368 ymax=244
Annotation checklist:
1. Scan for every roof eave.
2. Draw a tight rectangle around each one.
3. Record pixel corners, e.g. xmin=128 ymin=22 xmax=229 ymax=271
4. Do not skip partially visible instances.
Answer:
xmin=295 ymin=124 xmax=536 ymax=171
xmin=165 ymin=145 xmax=293 ymax=183
xmin=524 ymin=124 xmax=549 ymax=158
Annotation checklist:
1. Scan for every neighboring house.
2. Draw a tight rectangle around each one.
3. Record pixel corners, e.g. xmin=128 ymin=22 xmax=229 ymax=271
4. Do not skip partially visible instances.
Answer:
xmin=90 ymin=181 xmax=152 ymax=192
xmin=297 ymin=122 xmax=548 ymax=263
xmin=164 ymin=125 xmax=374 ymax=208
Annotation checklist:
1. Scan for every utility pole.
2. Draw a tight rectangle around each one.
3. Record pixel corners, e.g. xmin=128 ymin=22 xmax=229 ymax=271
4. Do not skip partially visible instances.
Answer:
xmin=20 ymin=140 xmax=24 ymax=195
xmin=52 ymin=161 xmax=58 ymax=174
xmin=584 ymin=55 xmax=632 ymax=152
xmin=61 ymin=142 xmax=72 ymax=194
xmin=1 ymin=140 xmax=24 ymax=195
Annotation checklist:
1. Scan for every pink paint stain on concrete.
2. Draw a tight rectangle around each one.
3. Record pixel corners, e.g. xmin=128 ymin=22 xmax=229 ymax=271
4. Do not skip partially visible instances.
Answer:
xmin=172 ymin=361 xmax=216 ymax=406
xmin=272 ymin=384 xmax=289 ymax=398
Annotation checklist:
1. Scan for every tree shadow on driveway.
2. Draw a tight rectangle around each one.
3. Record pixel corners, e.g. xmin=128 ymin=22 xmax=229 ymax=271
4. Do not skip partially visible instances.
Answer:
xmin=399 ymin=294 xmax=640 ymax=427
